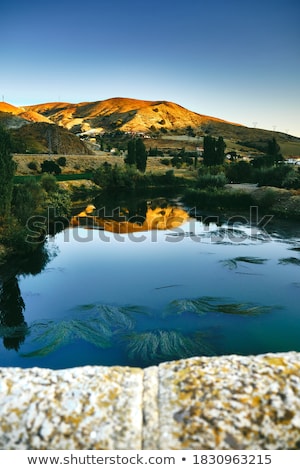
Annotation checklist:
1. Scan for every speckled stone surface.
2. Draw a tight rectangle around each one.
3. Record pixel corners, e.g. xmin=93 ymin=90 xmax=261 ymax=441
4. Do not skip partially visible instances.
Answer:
xmin=1 ymin=352 xmax=300 ymax=450
xmin=158 ymin=353 xmax=300 ymax=450
xmin=0 ymin=365 xmax=143 ymax=450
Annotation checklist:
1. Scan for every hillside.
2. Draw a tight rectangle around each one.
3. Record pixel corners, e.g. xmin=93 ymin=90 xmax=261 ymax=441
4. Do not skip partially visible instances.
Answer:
xmin=9 ymin=122 xmax=92 ymax=155
xmin=2 ymin=98 xmax=300 ymax=156
xmin=26 ymin=97 xmax=240 ymax=134
xmin=25 ymin=97 xmax=300 ymax=156
xmin=0 ymin=101 xmax=52 ymax=126
xmin=0 ymin=102 xmax=92 ymax=154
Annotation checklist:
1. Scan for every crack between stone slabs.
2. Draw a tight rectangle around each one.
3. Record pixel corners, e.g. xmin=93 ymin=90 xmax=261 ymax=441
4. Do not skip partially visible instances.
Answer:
xmin=142 ymin=365 xmax=159 ymax=450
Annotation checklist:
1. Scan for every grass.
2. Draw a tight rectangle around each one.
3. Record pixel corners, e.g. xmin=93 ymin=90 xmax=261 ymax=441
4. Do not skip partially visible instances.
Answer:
xmin=14 ymin=172 xmax=93 ymax=183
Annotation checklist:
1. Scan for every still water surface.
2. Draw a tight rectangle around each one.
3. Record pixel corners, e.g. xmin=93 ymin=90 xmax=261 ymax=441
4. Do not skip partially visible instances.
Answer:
xmin=0 ymin=195 xmax=299 ymax=369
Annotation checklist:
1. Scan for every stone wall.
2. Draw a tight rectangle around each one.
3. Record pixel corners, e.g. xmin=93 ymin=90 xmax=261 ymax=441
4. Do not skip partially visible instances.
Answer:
xmin=1 ymin=352 xmax=300 ymax=450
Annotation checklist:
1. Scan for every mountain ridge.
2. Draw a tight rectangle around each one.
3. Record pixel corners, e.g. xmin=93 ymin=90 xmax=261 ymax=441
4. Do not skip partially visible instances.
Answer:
xmin=1 ymin=98 xmax=299 ymax=156
xmin=24 ymin=97 xmax=243 ymax=134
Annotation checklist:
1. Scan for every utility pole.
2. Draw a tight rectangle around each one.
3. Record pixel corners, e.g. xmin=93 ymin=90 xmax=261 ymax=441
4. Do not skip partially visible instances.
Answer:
xmin=47 ymin=128 xmax=53 ymax=156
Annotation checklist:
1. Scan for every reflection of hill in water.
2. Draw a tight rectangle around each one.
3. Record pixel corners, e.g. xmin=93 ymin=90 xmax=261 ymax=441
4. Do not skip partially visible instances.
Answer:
xmin=71 ymin=205 xmax=189 ymax=233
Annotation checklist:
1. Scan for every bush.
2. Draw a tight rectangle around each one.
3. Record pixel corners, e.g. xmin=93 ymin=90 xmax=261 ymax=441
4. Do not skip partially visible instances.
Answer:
xmin=27 ymin=161 xmax=38 ymax=171
xmin=45 ymin=189 xmax=72 ymax=218
xmin=183 ymin=188 xmax=254 ymax=211
xmin=256 ymin=188 xmax=277 ymax=210
xmin=197 ymin=173 xmax=227 ymax=189
xmin=225 ymin=161 xmax=254 ymax=183
xmin=56 ymin=156 xmax=67 ymax=167
xmin=41 ymin=160 xmax=61 ymax=175
xmin=282 ymin=171 xmax=300 ymax=189
xmin=40 ymin=174 xmax=58 ymax=193
xmin=160 ymin=158 xmax=171 ymax=166
xmin=256 ymin=165 xmax=292 ymax=188
xmin=12 ymin=179 xmax=45 ymax=224
xmin=92 ymin=164 xmax=141 ymax=190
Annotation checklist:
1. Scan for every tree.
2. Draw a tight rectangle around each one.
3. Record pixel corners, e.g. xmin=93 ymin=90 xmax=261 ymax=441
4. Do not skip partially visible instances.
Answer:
xmin=135 ymin=138 xmax=147 ymax=172
xmin=0 ymin=126 xmax=16 ymax=218
xmin=125 ymin=139 xmax=136 ymax=165
xmin=41 ymin=160 xmax=61 ymax=175
xmin=12 ymin=179 xmax=45 ymax=224
xmin=125 ymin=138 xmax=148 ymax=172
xmin=202 ymin=135 xmax=216 ymax=166
xmin=251 ymin=138 xmax=284 ymax=168
xmin=202 ymin=135 xmax=226 ymax=166
xmin=215 ymin=137 xmax=226 ymax=165
xmin=266 ymin=138 xmax=283 ymax=165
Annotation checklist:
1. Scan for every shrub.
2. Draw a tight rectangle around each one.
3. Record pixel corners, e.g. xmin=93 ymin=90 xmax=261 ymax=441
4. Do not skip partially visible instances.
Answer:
xmin=56 ymin=156 xmax=67 ymax=167
xmin=183 ymin=188 xmax=254 ymax=211
xmin=12 ymin=179 xmax=45 ymax=224
xmin=282 ymin=171 xmax=300 ymax=190
xmin=256 ymin=165 xmax=292 ymax=188
xmin=197 ymin=173 xmax=227 ymax=189
xmin=40 ymin=174 xmax=58 ymax=193
xmin=160 ymin=158 xmax=171 ymax=166
xmin=41 ymin=160 xmax=61 ymax=175
xmin=225 ymin=161 xmax=254 ymax=183
xmin=256 ymin=188 xmax=277 ymax=210
xmin=27 ymin=161 xmax=38 ymax=171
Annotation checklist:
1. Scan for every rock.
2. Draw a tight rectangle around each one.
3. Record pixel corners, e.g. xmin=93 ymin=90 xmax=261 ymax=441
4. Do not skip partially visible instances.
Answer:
xmin=0 ymin=352 xmax=300 ymax=450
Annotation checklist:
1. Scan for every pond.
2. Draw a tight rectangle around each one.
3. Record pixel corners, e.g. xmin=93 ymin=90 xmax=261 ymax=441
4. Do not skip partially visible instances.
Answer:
xmin=0 ymin=191 xmax=300 ymax=369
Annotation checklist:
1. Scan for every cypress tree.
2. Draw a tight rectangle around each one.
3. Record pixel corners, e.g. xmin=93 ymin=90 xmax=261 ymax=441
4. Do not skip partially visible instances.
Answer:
xmin=202 ymin=135 xmax=216 ymax=166
xmin=125 ymin=139 xmax=136 ymax=165
xmin=135 ymin=138 xmax=147 ymax=172
xmin=215 ymin=136 xmax=226 ymax=165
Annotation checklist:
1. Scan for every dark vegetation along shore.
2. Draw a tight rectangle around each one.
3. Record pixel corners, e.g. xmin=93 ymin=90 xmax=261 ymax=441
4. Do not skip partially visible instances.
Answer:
xmin=1 ymin=124 xmax=300 ymax=266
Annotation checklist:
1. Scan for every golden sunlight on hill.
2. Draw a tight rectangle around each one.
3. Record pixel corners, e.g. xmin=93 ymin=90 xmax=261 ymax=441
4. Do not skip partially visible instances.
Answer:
xmin=0 ymin=102 xmax=52 ymax=124
xmin=0 ymin=102 xmax=21 ymax=114
xmin=26 ymin=97 xmax=242 ymax=134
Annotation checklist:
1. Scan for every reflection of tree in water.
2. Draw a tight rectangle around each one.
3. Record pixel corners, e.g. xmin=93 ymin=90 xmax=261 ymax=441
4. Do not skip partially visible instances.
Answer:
xmin=0 ymin=243 xmax=54 ymax=351
xmin=0 ymin=277 xmax=27 ymax=351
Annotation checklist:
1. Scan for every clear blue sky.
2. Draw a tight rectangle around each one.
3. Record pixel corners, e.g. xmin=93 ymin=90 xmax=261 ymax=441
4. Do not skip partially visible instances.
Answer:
xmin=1 ymin=0 xmax=299 ymax=136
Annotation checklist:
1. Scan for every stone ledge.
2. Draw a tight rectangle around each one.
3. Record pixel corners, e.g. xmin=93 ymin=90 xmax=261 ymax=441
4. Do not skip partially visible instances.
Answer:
xmin=1 ymin=352 xmax=300 ymax=450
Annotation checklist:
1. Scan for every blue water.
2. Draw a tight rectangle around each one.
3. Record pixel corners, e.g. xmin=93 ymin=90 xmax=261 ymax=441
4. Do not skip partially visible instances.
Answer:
xmin=0 ymin=204 xmax=300 ymax=369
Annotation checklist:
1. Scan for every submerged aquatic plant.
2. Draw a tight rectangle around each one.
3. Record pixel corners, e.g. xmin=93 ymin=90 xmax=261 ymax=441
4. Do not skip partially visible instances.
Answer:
xmin=165 ymin=296 xmax=225 ymax=316
xmin=73 ymin=303 xmax=149 ymax=331
xmin=166 ymin=296 xmax=272 ymax=317
xmin=21 ymin=315 xmax=113 ymax=357
xmin=125 ymin=329 xmax=214 ymax=364
xmin=21 ymin=303 xmax=146 ymax=358
xmin=278 ymin=257 xmax=300 ymax=266
xmin=220 ymin=256 xmax=268 ymax=270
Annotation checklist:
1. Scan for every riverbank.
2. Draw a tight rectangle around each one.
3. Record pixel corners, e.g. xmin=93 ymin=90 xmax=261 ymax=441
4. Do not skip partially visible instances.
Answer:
xmin=226 ymin=184 xmax=300 ymax=219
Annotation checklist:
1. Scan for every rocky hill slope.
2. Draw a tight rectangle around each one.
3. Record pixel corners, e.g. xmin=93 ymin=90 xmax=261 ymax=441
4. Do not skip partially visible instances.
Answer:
xmin=0 ymin=102 xmax=91 ymax=154
xmin=25 ymin=97 xmax=300 ymax=155
xmin=2 ymin=98 xmax=300 ymax=155
xmin=26 ymin=97 xmax=237 ymax=134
